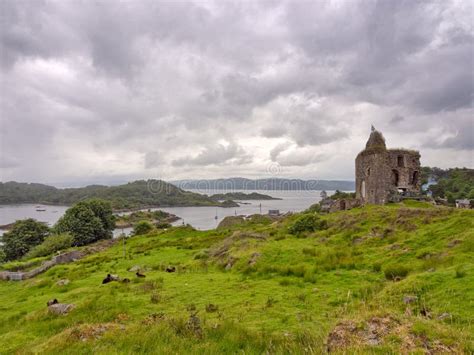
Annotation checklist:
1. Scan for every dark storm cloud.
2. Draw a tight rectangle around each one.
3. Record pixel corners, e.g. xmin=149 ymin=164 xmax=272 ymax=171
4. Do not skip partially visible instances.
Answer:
xmin=0 ymin=0 xmax=472 ymax=182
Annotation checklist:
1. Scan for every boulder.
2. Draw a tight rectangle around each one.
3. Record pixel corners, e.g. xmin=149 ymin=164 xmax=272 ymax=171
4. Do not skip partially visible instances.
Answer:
xmin=48 ymin=303 xmax=75 ymax=315
xmin=403 ymin=295 xmax=418 ymax=304
xmin=56 ymin=279 xmax=70 ymax=286
xmin=438 ymin=312 xmax=451 ymax=320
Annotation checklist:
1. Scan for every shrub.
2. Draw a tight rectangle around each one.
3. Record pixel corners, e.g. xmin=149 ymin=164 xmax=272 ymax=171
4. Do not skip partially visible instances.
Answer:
xmin=288 ymin=214 xmax=328 ymax=235
xmin=156 ymin=222 xmax=172 ymax=229
xmin=26 ymin=233 xmax=73 ymax=258
xmin=54 ymin=199 xmax=114 ymax=246
xmin=384 ymin=264 xmax=410 ymax=280
xmin=133 ymin=220 xmax=154 ymax=235
xmin=2 ymin=219 xmax=50 ymax=260
xmin=330 ymin=190 xmax=356 ymax=200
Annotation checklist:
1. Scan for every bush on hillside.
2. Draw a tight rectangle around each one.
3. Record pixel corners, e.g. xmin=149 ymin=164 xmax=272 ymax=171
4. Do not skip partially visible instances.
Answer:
xmin=133 ymin=220 xmax=154 ymax=235
xmin=330 ymin=190 xmax=356 ymax=200
xmin=288 ymin=214 xmax=328 ymax=235
xmin=305 ymin=203 xmax=321 ymax=213
xmin=26 ymin=233 xmax=73 ymax=258
xmin=156 ymin=222 xmax=172 ymax=229
xmin=54 ymin=199 xmax=115 ymax=246
xmin=384 ymin=264 xmax=410 ymax=280
xmin=2 ymin=219 xmax=50 ymax=261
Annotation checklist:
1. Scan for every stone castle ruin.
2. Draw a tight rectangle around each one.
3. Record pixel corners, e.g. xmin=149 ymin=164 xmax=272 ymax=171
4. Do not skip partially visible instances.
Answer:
xmin=356 ymin=127 xmax=421 ymax=204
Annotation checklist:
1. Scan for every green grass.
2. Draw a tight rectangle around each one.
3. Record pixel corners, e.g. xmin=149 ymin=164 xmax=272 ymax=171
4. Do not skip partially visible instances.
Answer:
xmin=0 ymin=204 xmax=473 ymax=353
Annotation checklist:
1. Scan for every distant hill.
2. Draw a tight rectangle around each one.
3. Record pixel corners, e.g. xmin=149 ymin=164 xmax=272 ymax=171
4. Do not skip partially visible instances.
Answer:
xmin=172 ymin=178 xmax=355 ymax=191
xmin=0 ymin=180 xmax=223 ymax=210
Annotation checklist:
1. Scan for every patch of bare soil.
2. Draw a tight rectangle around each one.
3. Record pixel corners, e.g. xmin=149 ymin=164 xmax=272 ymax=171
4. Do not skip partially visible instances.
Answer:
xmin=327 ymin=316 xmax=456 ymax=353
xmin=67 ymin=323 xmax=122 ymax=341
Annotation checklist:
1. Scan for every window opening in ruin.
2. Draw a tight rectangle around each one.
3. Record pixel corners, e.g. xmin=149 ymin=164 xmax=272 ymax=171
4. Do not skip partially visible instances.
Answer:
xmin=392 ymin=169 xmax=399 ymax=186
xmin=367 ymin=168 xmax=371 ymax=176
xmin=412 ymin=171 xmax=419 ymax=185
xmin=397 ymin=155 xmax=404 ymax=167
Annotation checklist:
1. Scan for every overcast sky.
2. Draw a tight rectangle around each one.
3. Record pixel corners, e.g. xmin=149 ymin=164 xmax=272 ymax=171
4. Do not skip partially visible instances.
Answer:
xmin=1 ymin=0 xmax=473 ymax=186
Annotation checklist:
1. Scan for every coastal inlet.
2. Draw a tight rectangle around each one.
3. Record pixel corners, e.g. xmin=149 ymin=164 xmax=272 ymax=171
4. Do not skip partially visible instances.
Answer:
xmin=0 ymin=190 xmax=327 ymax=234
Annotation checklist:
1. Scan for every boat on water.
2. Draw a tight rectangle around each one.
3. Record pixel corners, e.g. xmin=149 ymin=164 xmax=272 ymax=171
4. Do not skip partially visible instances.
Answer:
xmin=36 ymin=208 xmax=46 ymax=212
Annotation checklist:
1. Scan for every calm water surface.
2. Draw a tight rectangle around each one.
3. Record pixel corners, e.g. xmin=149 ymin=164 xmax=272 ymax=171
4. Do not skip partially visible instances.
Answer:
xmin=0 ymin=190 xmax=328 ymax=234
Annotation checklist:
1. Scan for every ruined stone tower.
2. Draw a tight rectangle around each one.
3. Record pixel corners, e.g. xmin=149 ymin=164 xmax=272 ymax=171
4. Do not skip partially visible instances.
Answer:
xmin=355 ymin=127 xmax=421 ymax=204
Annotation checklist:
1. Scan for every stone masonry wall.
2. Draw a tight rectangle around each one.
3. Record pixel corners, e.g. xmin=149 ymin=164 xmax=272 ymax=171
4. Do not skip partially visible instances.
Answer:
xmin=356 ymin=130 xmax=420 ymax=205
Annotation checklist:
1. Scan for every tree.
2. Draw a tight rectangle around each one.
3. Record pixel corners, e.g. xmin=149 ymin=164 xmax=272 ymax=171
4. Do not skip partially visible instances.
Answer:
xmin=54 ymin=199 xmax=115 ymax=246
xmin=83 ymin=199 xmax=115 ymax=232
xmin=133 ymin=220 xmax=154 ymax=235
xmin=2 ymin=219 xmax=50 ymax=260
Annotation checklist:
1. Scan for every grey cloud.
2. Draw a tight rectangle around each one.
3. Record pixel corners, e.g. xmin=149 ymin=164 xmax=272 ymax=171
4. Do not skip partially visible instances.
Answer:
xmin=270 ymin=143 xmax=290 ymax=161
xmin=0 ymin=156 xmax=19 ymax=169
xmin=424 ymin=116 xmax=474 ymax=151
xmin=172 ymin=143 xmax=252 ymax=167
xmin=144 ymin=151 xmax=163 ymax=169
xmin=1 ymin=0 xmax=472 ymax=183
xmin=440 ymin=130 xmax=474 ymax=150
xmin=390 ymin=115 xmax=405 ymax=125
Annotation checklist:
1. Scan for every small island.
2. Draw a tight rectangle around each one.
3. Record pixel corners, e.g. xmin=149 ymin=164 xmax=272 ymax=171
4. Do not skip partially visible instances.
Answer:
xmin=209 ymin=192 xmax=281 ymax=201
xmin=115 ymin=210 xmax=180 ymax=229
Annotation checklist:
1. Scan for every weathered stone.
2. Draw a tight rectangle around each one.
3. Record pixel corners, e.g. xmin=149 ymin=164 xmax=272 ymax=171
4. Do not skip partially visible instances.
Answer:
xmin=403 ymin=295 xmax=418 ymax=304
xmin=48 ymin=303 xmax=75 ymax=315
xmin=438 ymin=312 xmax=451 ymax=320
xmin=53 ymin=250 xmax=84 ymax=264
xmin=356 ymin=128 xmax=421 ymax=205
xmin=56 ymin=279 xmax=70 ymax=286
xmin=447 ymin=239 xmax=461 ymax=248
xmin=329 ymin=198 xmax=361 ymax=212
xmin=128 ymin=265 xmax=142 ymax=272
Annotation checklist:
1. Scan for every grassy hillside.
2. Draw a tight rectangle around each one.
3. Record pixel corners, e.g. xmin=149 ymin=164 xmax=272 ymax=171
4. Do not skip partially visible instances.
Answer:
xmin=0 ymin=180 xmax=223 ymax=210
xmin=0 ymin=201 xmax=472 ymax=353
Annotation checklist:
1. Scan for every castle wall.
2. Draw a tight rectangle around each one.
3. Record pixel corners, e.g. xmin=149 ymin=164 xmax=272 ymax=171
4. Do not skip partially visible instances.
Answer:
xmin=355 ymin=130 xmax=420 ymax=205
xmin=387 ymin=150 xmax=420 ymax=193
xmin=356 ymin=150 xmax=391 ymax=204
